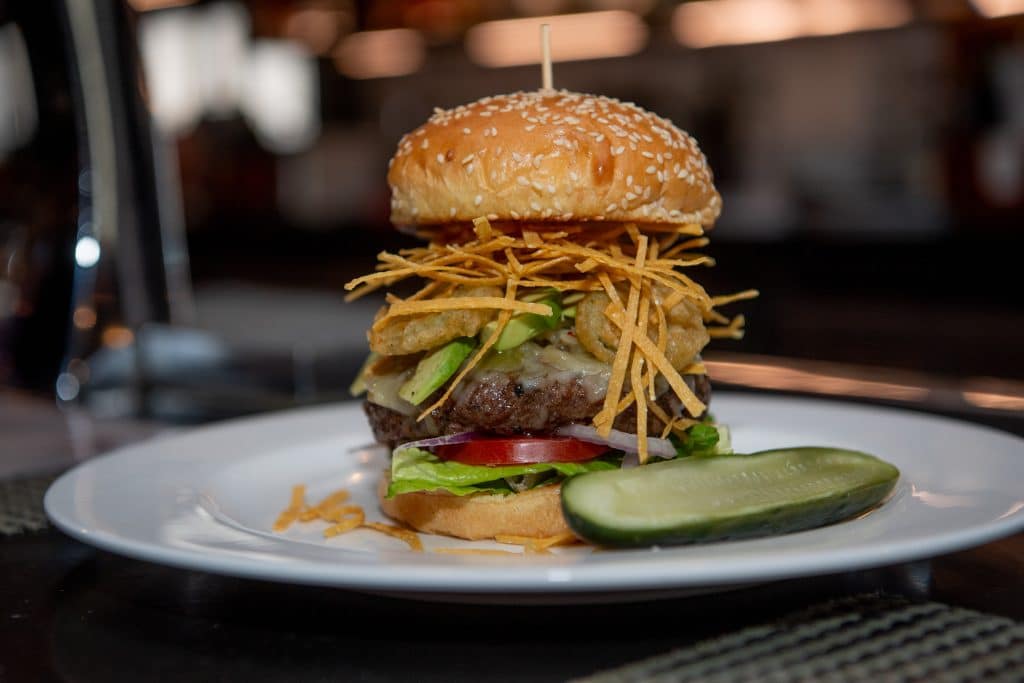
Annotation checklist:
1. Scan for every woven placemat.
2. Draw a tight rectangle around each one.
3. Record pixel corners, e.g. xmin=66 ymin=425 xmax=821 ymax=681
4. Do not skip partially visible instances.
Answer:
xmin=0 ymin=471 xmax=59 ymax=536
xmin=575 ymin=592 xmax=1024 ymax=682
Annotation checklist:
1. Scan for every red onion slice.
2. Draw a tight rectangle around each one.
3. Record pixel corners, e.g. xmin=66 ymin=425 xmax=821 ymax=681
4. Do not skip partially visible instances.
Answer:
xmin=554 ymin=424 xmax=677 ymax=459
xmin=396 ymin=431 xmax=484 ymax=451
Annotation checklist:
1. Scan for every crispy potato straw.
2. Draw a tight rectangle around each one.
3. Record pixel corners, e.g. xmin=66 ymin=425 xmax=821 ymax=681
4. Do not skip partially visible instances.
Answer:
xmin=344 ymin=218 xmax=756 ymax=458
xmin=323 ymin=505 xmax=365 ymax=537
xmin=272 ymin=485 xmax=307 ymax=532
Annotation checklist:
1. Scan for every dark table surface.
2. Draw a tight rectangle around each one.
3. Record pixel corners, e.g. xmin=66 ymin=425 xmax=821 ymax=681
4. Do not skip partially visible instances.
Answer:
xmin=2 ymin=376 xmax=1023 ymax=682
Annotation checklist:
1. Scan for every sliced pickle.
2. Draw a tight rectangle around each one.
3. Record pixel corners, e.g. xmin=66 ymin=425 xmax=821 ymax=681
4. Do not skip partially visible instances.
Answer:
xmin=561 ymin=447 xmax=899 ymax=547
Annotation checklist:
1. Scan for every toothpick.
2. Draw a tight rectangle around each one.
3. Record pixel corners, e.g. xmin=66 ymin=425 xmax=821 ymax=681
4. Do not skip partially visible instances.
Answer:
xmin=540 ymin=23 xmax=553 ymax=91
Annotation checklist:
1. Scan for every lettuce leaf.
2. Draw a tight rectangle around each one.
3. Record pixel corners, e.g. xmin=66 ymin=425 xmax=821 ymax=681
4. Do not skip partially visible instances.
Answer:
xmin=670 ymin=422 xmax=732 ymax=458
xmin=388 ymin=447 xmax=620 ymax=497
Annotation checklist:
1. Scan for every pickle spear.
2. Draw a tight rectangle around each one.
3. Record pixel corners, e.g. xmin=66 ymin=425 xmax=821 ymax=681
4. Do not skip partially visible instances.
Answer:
xmin=561 ymin=447 xmax=899 ymax=547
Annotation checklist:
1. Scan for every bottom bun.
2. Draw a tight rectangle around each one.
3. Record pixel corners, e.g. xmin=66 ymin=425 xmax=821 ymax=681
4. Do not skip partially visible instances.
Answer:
xmin=377 ymin=473 xmax=572 ymax=541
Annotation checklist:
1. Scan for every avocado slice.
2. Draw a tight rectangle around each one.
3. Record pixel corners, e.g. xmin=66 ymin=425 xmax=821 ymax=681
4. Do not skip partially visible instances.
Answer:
xmin=480 ymin=291 xmax=562 ymax=352
xmin=349 ymin=352 xmax=379 ymax=396
xmin=398 ymin=337 xmax=476 ymax=405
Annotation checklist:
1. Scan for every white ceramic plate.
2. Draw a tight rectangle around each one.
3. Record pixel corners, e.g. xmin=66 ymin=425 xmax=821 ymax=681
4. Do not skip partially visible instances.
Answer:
xmin=45 ymin=394 xmax=1024 ymax=603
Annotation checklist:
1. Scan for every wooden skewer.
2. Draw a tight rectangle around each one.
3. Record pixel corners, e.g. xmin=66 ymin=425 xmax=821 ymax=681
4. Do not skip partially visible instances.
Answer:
xmin=540 ymin=23 xmax=553 ymax=91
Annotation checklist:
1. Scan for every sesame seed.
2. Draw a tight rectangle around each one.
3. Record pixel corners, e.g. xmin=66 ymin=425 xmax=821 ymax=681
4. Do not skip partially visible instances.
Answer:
xmin=641 ymin=151 xmax=654 ymax=159
xmin=547 ymin=184 xmax=556 ymax=194
xmin=532 ymin=180 xmax=544 ymax=191
xmin=613 ymin=145 xmax=625 ymax=155
xmin=633 ymin=185 xmax=642 ymax=194
xmin=626 ymin=175 xmax=633 ymax=185
xmin=525 ymin=125 xmax=536 ymax=132
xmin=436 ymin=153 xmax=445 ymax=164
xmin=466 ymin=164 xmax=474 ymax=173
xmin=530 ymin=200 xmax=541 ymax=212
xmin=645 ymin=165 xmax=657 ymax=174
xmin=569 ymin=171 xmax=579 ymax=182
xmin=479 ymin=111 xmax=492 ymax=117
xmin=463 ymin=128 xmax=471 ymax=135
xmin=487 ymin=213 xmax=498 ymax=220
xmin=450 ymin=207 xmax=456 ymax=217
xmin=421 ymin=139 xmax=429 ymax=149
xmin=462 ymin=154 xmax=475 ymax=164
xmin=626 ymin=192 xmax=637 ymax=200
xmin=474 ymin=195 xmax=483 ymax=206
xmin=511 ymin=210 xmax=521 ymax=219
xmin=517 ymin=175 xmax=530 ymax=186
xmin=606 ymin=203 xmax=618 ymax=212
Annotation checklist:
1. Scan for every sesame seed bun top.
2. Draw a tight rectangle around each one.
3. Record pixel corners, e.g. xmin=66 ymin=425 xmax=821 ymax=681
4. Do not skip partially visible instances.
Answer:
xmin=387 ymin=90 xmax=722 ymax=230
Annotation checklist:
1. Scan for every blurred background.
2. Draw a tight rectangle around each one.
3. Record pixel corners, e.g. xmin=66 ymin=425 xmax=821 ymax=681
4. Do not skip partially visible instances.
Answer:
xmin=0 ymin=0 xmax=1022 ymax=433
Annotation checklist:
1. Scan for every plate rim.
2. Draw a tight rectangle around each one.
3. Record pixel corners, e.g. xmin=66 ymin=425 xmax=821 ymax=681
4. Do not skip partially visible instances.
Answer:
xmin=44 ymin=393 xmax=1024 ymax=596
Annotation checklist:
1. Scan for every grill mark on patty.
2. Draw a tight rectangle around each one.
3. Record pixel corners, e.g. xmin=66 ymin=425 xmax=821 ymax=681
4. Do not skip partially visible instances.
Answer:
xmin=365 ymin=372 xmax=711 ymax=449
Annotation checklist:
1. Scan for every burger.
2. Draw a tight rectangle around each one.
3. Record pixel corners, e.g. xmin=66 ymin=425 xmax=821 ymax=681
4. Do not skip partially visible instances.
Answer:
xmin=346 ymin=90 xmax=754 ymax=541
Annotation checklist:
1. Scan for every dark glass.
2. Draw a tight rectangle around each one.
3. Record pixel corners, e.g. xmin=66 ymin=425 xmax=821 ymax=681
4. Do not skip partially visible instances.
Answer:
xmin=0 ymin=0 xmax=192 ymax=409
xmin=0 ymin=0 xmax=79 ymax=391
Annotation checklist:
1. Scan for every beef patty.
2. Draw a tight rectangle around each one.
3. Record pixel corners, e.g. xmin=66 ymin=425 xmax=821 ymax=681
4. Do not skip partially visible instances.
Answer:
xmin=365 ymin=371 xmax=711 ymax=449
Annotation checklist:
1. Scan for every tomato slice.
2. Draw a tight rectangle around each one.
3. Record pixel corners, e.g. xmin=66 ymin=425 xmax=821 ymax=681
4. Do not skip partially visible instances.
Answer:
xmin=434 ymin=437 xmax=609 ymax=466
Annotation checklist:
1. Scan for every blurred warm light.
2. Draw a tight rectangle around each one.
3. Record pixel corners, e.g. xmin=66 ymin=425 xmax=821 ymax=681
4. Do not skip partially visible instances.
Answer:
xmin=705 ymin=358 xmax=930 ymax=402
xmin=673 ymin=0 xmax=912 ymax=49
xmin=139 ymin=2 xmax=250 ymax=134
xmin=67 ymin=358 xmax=91 ymax=384
xmin=962 ymin=390 xmax=1024 ymax=411
xmin=128 ymin=0 xmax=197 ymax=11
xmin=102 ymin=326 xmax=135 ymax=349
xmin=284 ymin=7 xmax=353 ymax=55
xmin=674 ymin=0 xmax=803 ymax=47
xmin=466 ymin=11 xmax=648 ymax=68
xmin=971 ymin=0 xmax=1024 ymax=17
xmin=241 ymin=40 xmax=321 ymax=153
xmin=72 ymin=306 xmax=97 ymax=330
xmin=333 ymin=29 xmax=425 ymax=80
xmin=802 ymin=0 xmax=912 ymax=35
